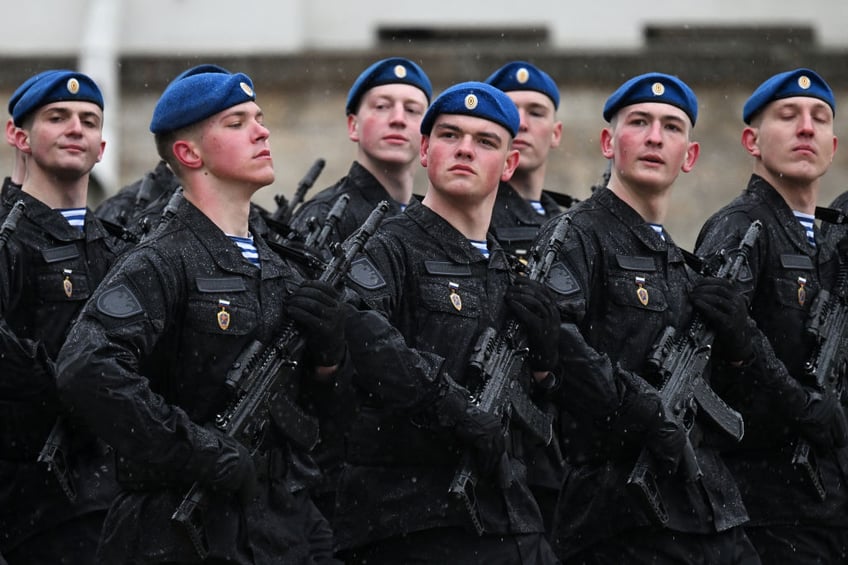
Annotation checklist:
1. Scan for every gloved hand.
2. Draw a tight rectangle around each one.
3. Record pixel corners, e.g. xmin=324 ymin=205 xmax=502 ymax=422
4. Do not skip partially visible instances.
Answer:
xmin=436 ymin=381 xmax=507 ymax=477
xmin=198 ymin=429 xmax=257 ymax=505
xmin=690 ymin=277 xmax=753 ymax=363
xmin=794 ymin=389 xmax=848 ymax=450
xmin=616 ymin=374 xmax=686 ymax=475
xmin=505 ymin=277 xmax=560 ymax=372
xmin=285 ymin=280 xmax=347 ymax=367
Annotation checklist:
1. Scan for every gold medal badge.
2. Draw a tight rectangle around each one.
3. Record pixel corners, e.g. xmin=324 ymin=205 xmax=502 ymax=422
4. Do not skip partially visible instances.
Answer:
xmin=62 ymin=269 xmax=73 ymax=298
xmin=797 ymin=276 xmax=807 ymax=306
xmin=449 ymin=282 xmax=462 ymax=311
xmin=217 ymin=299 xmax=231 ymax=330
xmin=635 ymin=276 xmax=649 ymax=306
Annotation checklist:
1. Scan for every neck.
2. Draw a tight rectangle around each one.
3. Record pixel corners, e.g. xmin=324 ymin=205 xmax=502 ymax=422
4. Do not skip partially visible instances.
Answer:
xmin=755 ymin=167 xmax=819 ymax=215
xmin=607 ymin=179 xmax=671 ymax=224
xmin=421 ymin=188 xmax=494 ymax=241
xmin=507 ymin=165 xmax=547 ymax=201
xmin=21 ymin=166 xmax=88 ymax=209
xmin=182 ymin=176 xmax=254 ymax=237
xmin=357 ymin=154 xmax=416 ymax=205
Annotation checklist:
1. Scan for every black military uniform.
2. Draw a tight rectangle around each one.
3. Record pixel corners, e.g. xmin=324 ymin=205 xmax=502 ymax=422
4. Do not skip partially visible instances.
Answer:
xmin=337 ymin=203 xmax=555 ymax=564
xmin=56 ymin=198 xmax=339 ymax=564
xmin=290 ymin=161 xmax=409 ymax=247
xmin=94 ymin=160 xmax=181 ymax=234
xmin=696 ymin=174 xmax=848 ymax=562
xmin=490 ymin=181 xmax=572 ymax=261
xmin=540 ymin=187 xmax=753 ymax=562
xmin=0 ymin=186 xmax=128 ymax=562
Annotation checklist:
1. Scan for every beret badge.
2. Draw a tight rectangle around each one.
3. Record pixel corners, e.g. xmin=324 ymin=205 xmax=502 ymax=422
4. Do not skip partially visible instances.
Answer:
xmin=393 ymin=65 xmax=407 ymax=79
xmin=652 ymin=82 xmax=665 ymax=96
xmin=67 ymin=78 xmax=80 ymax=95
xmin=516 ymin=68 xmax=530 ymax=84
xmin=464 ymin=94 xmax=478 ymax=110
xmin=798 ymin=75 xmax=811 ymax=90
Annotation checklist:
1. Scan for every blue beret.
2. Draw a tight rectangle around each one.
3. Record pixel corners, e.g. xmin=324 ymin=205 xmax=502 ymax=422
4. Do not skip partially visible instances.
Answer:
xmin=420 ymin=81 xmax=520 ymax=137
xmin=150 ymin=71 xmax=256 ymax=134
xmin=12 ymin=70 xmax=104 ymax=127
xmin=8 ymin=70 xmax=70 ymax=116
xmin=603 ymin=72 xmax=698 ymax=126
xmin=172 ymin=64 xmax=230 ymax=83
xmin=485 ymin=61 xmax=560 ymax=109
xmin=345 ymin=57 xmax=432 ymax=115
xmin=742 ymin=68 xmax=835 ymax=124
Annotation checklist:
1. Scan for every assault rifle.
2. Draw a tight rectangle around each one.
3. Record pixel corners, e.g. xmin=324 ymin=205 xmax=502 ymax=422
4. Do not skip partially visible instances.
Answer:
xmin=0 ymin=200 xmax=25 ymax=250
xmin=448 ymin=214 xmax=571 ymax=535
xmin=269 ymin=157 xmax=325 ymax=227
xmin=267 ymin=193 xmax=351 ymax=276
xmin=172 ymin=200 xmax=389 ymax=559
xmin=792 ymin=206 xmax=848 ymax=500
xmin=627 ymin=220 xmax=761 ymax=525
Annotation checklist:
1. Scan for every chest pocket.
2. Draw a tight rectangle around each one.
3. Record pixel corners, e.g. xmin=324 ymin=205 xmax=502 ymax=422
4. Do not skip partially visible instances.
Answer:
xmin=607 ymin=255 xmax=669 ymax=313
xmin=35 ymin=244 xmax=92 ymax=302
xmin=185 ymin=276 xmax=258 ymax=336
xmin=419 ymin=262 xmax=481 ymax=319
xmin=772 ymin=254 xmax=817 ymax=310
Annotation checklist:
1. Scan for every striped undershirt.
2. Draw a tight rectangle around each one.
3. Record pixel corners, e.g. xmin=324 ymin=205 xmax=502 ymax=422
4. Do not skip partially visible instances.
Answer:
xmin=58 ymin=208 xmax=86 ymax=231
xmin=793 ymin=210 xmax=816 ymax=247
xmin=227 ymin=233 xmax=261 ymax=268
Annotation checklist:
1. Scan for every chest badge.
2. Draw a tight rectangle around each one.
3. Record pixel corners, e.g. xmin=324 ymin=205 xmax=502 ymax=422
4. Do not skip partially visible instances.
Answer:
xmin=449 ymin=282 xmax=462 ymax=311
xmin=635 ymin=276 xmax=649 ymax=306
xmin=62 ymin=269 xmax=73 ymax=298
xmin=797 ymin=276 xmax=807 ymax=306
xmin=217 ymin=299 xmax=231 ymax=330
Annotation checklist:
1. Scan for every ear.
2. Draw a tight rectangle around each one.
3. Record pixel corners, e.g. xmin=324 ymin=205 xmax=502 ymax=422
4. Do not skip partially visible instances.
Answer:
xmin=172 ymin=139 xmax=203 ymax=170
xmin=5 ymin=118 xmax=17 ymax=147
xmin=420 ymin=134 xmax=430 ymax=168
xmin=347 ymin=114 xmax=359 ymax=143
xmin=680 ymin=140 xmax=700 ymax=173
xmin=550 ymin=120 xmax=563 ymax=149
xmin=13 ymin=127 xmax=31 ymax=154
xmin=95 ymin=140 xmax=106 ymax=164
xmin=500 ymin=148 xmax=521 ymax=182
xmin=741 ymin=126 xmax=761 ymax=158
xmin=600 ymin=127 xmax=614 ymax=159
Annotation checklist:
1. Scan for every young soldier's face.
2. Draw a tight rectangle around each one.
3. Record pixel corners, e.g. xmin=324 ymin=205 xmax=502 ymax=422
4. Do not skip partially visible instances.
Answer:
xmin=19 ymin=101 xmax=105 ymax=181
xmin=348 ymin=84 xmax=428 ymax=167
xmin=507 ymin=90 xmax=562 ymax=173
xmin=421 ymin=113 xmax=519 ymax=204
xmin=197 ymin=101 xmax=275 ymax=190
xmin=601 ymin=102 xmax=698 ymax=194
xmin=744 ymin=96 xmax=837 ymax=186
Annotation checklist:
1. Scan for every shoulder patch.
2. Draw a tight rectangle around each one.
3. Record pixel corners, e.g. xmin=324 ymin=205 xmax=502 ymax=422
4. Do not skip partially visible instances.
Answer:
xmin=545 ymin=261 xmax=580 ymax=296
xmin=346 ymin=256 xmax=386 ymax=290
xmin=545 ymin=261 xmax=580 ymax=295
xmin=96 ymin=284 xmax=144 ymax=318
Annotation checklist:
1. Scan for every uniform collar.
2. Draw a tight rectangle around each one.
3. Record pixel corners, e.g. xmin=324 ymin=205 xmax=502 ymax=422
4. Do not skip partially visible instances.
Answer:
xmin=746 ymin=174 xmax=820 ymax=255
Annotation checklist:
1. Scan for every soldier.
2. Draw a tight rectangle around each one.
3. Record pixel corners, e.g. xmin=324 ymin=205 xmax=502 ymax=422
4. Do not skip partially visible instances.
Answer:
xmin=0 ymin=70 xmax=126 ymax=564
xmin=336 ymin=81 xmax=560 ymax=564
xmin=288 ymin=56 xmax=432 ymax=521
xmin=56 ymin=67 xmax=346 ymax=563
xmin=289 ymin=57 xmax=432 ymax=246
xmin=484 ymin=60 xmax=576 ymax=261
xmin=695 ymin=68 xmax=848 ymax=562
xmin=538 ymin=72 xmax=758 ymax=563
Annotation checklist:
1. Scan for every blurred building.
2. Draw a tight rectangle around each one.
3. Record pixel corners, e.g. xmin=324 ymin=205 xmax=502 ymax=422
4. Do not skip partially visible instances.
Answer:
xmin=2 ymin=0 xmax=847 ymax=248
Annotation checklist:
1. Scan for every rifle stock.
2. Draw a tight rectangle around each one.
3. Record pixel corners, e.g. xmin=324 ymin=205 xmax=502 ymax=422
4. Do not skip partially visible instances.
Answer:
xmin=171 ymin=200 xmax=388 ymax=559
xmin=627 ymin=220 xmax=761 ymax=525
xmin=448 ymin=215 xmax=571 ymax=535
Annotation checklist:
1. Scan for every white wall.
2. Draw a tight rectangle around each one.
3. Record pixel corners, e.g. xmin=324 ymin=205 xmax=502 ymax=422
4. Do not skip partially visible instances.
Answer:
xmin=1 ymin=0 xmax=845 ymax=55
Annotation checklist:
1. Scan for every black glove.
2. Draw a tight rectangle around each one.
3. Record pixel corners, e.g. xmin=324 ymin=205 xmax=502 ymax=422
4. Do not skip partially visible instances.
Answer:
xmin=616 ymin=373 xmax=686 ymax=475
xmin=505 ymin=277 xmax=560 ymax=372
xmin=555 ymin=323 xmax=620 ymax=415
xmin=285 ymin=279 xmax=347 ymax=367
xmin=436 ymin=381 xmax=507 ymax=477
xmin=794 ymin=389 xmax=848 ymax=450
xmin=193 ymin=426 xmax=257 ymax=505
xmin=690 ymin=277 xmax=753 ymax=363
